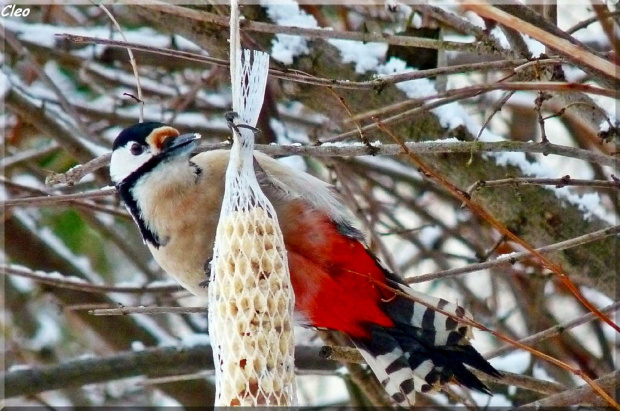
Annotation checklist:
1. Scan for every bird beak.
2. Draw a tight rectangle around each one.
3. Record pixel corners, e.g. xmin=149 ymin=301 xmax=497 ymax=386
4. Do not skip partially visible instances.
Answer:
xmin=161 ymin=133 xmax=201 ymax=154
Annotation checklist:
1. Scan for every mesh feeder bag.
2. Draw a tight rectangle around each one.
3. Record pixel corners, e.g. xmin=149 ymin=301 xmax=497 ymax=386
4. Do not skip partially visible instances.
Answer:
xmin=208 ymin=50 xmax=296 ymax=406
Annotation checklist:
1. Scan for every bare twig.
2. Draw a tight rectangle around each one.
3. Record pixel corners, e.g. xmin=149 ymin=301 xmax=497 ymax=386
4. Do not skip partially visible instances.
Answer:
xmin=567 ymin=10 xmax=620 ymax=34
xmin=476 ymin=91 xmax=515 ymax=142
xmin=2 ymin=264 xmax=180 ymax=294
xmin=535 ymin=91 xmax=552 ymax=144
xmin=320 ymin=81 xmax=619 ymax=144
xmin=90 ymin=306 xmax=205 ymax=315
xmin=468 ymin=176 xmax=620 ymax=192
xmin=2 ymin=178 xmax=127 ymax=218
xmin=516 ymin=370 xmax=620 ymax=408
xmin=98 ymin=4 xmax=144 ymax=122
xmin=486 ymin=300 xmax=620 ymax=360
xmin=3 ymin=187 xmax=116 ymax=207
xmin=45 ymin=153 xmax=112 ymax=186
xmin=408 ymin=224 xmax=620 ymax=283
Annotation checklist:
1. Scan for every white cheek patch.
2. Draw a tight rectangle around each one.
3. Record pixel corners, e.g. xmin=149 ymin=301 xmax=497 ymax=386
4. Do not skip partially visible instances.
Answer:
xmin=109 ymin=144 xmax=152 ymax=183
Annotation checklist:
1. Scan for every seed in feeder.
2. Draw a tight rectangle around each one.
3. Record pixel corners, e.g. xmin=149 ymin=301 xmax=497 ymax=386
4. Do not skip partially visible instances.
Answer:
xmin=279 ymin=333 xmax=291 ymax=354
xmin=240 ymin=236 xmax=257 ymax=256
xmin=261 ymin=376 xmax=274 ymax=392
xmin=253 ymin=294 xmax=267 ymax=312
xmin=225 ymin=256 xmax=236 ymax=272
xmin=253 ymin=356 xmax=266 ymax=371
xmin=262 ymin=236 xmax=275 ymax=250
xmin=266 ymin=298 xmax=276 ymax=313
xmin=229 ymin=302 xmax=239 ymax=316
xmin=233 ymin=277 xmax=244 ymax=294
xmin=272 ymin=377 xmax=283 ymax=392
xmin=235 ymin=377 xmax=247 ymax=395
xmin=260 ymin=255 xmax=274 ymax=272
xmin=224 ymin=220 xmax=235 ymax=237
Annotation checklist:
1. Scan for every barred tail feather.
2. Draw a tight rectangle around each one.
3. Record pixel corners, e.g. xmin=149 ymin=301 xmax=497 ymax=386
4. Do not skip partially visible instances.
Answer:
xmin=353 ymin=271 xmax=501 ymax=406
xmin=353 ymin=331 xmax=422 ymax=407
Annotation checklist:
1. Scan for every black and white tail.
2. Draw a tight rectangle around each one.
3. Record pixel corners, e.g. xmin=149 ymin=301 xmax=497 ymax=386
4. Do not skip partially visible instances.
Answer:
xmin=352 ymin=272 xmax=501 ymax=407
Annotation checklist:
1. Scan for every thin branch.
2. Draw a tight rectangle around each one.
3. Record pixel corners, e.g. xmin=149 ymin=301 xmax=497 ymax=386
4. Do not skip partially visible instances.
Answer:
xmin=468 ymin=176 xmax=620 ymax=192
xmin=486 ymin=300 xmax=620 ymax=360
xmin=408 ymin=224 xmax=620 ymax=284
xmin=2 ymin=178 xmax=128 ymax=218
xmin=410 ymin=4 xmax=496 ymax=43
xmin=516 ymin=370 xmax=619 ymax=408
xmin=566 ymin=10 xmax=620 ymax=34
xmin=2 ymin=264 xmax=180 ymax=294
xmin=476 ymin=91 xmax=515 ymax=142
xmin=3 ymin=187 xmax=116 ymax=207
xmin=90 ymin=306 xmax=205 ymax=315
xmin=97 ymin=4 xmax=144 ymax=122
xmin=45 ymin=153 xmax=112 ymax=186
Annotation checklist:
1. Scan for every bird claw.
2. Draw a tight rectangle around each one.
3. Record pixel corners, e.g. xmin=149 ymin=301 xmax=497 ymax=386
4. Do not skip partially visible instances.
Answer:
xmin=225 ymin=111 xmax=261 ymax=136
xmin=200 ymin=258 xmax=212 ymax=288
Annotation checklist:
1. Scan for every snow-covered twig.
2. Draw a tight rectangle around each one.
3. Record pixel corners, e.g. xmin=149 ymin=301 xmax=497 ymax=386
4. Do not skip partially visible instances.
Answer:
xmin=43 ymin=140 xmax=619 ymax=188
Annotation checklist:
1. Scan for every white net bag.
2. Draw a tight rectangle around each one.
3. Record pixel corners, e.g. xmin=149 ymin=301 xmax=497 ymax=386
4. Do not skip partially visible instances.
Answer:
xmin=208 ymin=49 xmax=296 ymax=406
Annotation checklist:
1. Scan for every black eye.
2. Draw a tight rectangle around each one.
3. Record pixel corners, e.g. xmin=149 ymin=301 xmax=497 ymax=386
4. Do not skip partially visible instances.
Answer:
xmin=130 ymin=143 xmax=144 ymax=156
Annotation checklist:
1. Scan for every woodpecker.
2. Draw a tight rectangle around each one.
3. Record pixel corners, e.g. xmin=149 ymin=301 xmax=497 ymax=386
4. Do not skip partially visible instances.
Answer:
xmin=110 ymin=121 xmax=500 ymax=406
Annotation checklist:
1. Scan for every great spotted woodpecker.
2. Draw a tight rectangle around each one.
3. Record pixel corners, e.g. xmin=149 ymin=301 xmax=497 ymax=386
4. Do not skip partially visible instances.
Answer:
xmin=110 ymin=121 xmax=500 ymax=406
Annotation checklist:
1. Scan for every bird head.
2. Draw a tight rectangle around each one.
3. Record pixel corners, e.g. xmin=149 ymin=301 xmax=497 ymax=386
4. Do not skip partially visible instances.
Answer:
xmin=110 ymin=122 xmax=201 ymax=185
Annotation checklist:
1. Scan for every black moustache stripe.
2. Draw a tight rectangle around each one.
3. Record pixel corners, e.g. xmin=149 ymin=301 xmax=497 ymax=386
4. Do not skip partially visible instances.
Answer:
xmin=115 ymin=153 xmax=173 ymax=248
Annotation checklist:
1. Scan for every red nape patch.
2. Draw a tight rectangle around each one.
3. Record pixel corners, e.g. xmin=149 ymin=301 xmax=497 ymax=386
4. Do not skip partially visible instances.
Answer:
xmin=283 ymin=203 xmax=394 ymax=338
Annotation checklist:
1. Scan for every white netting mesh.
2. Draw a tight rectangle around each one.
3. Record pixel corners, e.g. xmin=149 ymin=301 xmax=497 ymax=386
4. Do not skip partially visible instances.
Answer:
xmin=208 ymin=48 xmax=296 ymax=406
